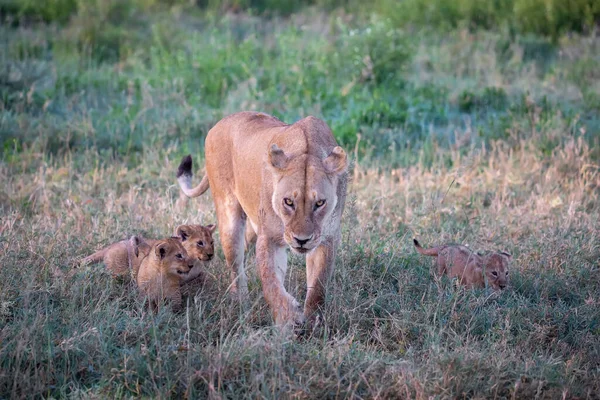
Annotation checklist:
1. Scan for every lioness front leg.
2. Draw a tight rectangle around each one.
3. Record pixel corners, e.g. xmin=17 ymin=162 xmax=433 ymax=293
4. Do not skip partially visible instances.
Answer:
xmin=256 ymin=235 xmax=304 ymax=326
xmin=305 ymin=237 xmax=335 ymax=321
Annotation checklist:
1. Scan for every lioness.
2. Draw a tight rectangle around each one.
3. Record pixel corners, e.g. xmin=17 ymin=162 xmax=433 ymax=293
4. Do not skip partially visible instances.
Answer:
xmin=177 ymin=111 xmax=348 ymax=326
xmin=413 ymin=239 xmax=510 ymax=290
xmin=136 ymin=237 xmax=195 ymax=312
xmin=81 ymin=224 xmax=216 ymax=281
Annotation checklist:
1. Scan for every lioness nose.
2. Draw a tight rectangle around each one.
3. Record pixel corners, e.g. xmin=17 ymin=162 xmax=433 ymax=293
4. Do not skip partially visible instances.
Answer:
xmin=294 ymin=235 xmax=312 ymax=246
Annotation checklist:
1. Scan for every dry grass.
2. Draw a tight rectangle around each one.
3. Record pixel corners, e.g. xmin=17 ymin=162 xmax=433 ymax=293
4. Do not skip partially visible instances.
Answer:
xmin=1 ymin=121 xmax=599 ymax=397
xmin=1 ymin=6 xmax=600 ymax=398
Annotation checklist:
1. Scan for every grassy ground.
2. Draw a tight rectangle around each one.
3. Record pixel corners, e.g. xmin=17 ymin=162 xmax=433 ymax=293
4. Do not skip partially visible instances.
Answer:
xmin=1 ymin=3 xmax=600 ymax=398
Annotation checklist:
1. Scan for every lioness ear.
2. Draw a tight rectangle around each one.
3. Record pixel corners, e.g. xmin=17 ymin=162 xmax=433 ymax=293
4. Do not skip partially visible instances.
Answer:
xmin=175 ymin=225 xmax=189 ymax=241
xmin=155 ymin=241 xmax=170 ymax=259
xmin=269 ymin=144 xmax=289 ymax=170
xmin=324 ymin=146 xmax=348 ymax=175
xmin=206 ymin=224 xmax=217 ymax=234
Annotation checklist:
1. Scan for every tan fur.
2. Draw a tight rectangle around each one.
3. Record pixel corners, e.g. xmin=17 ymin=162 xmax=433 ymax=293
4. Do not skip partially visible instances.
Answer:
xmin=136 ymin=238 xmax=195 ymax=312
xmin=177 ymin=111 xmax=348 ymax=327
xmin=414 ymin=239 xmax=511 ymax=290
xmin=81 ymin=236 xmax=151 ymax=278
xmin=81 ymin=224 xmax=216 ymax=283
xmin=146 ymin=224 xmax=216 ymax=283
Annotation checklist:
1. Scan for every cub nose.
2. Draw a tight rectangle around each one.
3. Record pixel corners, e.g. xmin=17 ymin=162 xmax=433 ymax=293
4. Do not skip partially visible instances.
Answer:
xmin=499 ymin=284 xmax=507 ymax=290
xmin=294 ymin=235 xmax=312 ymax=246
xmin=187 ymin=264 xmax=194 ymax=270
xmin=207 ymin=253 xmax=214 ymax=260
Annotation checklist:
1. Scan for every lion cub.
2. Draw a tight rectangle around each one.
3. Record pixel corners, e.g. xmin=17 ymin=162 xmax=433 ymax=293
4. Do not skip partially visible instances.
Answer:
xmin=81 ymin=224 xmax=216 ymax=281
xmin=171 ymin=224 xmax=216 ymax=283
xmin=413 ymin=239 xmax=511 ymax=290
xmin=136 ymin=237 xmax=194 ymax=312
xmin=81 ymin=236 xmax=151 ymax=278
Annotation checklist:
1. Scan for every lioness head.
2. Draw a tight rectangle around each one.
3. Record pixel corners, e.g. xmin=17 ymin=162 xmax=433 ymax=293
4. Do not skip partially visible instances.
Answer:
xmin=175 ymin=224 xmax=216 ymax=262
xmin=153 ymin=238 xmax=194 ymax=277
xmin=268 ymin=144 xmax=347 ymax=254
xmin=483 ymin=252 xmax=511 ymax=290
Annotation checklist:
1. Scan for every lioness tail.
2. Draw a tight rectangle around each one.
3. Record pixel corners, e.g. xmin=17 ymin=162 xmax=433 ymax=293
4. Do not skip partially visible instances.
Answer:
xmin=413 ymin=239 xmax=440 ymax=256
xmin=177 ymin=155 xmax=210 ymax=198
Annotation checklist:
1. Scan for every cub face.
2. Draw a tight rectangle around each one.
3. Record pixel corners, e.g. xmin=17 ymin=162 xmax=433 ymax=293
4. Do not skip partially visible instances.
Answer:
xmin=268 ymin=144 xmax=347 ymax=254
xmin=153 ymin=238 xmax=194 ymax=278
xmin=483 ymin=252 xmax=511 ymax=290
xmin=175 ymin=224 xmax=216 ymax=262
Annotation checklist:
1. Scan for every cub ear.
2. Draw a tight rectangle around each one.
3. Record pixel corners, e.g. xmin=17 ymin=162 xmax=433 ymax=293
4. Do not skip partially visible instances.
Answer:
xmin=499 ymin=251 xmax=512 ymax=260
xmin=155 ymin=241 xmax=170 ymax=259
xmin=206 ymin=224 xmax=217 ymax=234
xmin=129 ymin=236 xmax=141 ymax=258
xmin=269 ymin=144 xmax=289 ymax=170
xmin=130 ymin=236 xmax=151 ymax=258
xmin=323 ymin=146 xmax=348 ymax=175
xmin=175 ymin=225 xmax=189 ymax=241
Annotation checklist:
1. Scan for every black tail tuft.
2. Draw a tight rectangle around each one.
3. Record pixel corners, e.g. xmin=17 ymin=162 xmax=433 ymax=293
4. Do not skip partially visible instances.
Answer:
xmin=413 ymin=238 xmax=421 ymax=247
xmin=177 ymin=155 xmax=193 ymax=178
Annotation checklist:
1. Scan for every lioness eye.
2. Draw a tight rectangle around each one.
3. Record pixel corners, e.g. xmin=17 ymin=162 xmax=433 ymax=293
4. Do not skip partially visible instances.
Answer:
xmin=492 ymin=271 xmax=498 ymax=277
xmin=315 ymin=200 xmax=326 ymax=208
xmin=284 ymin=198 xmax=294 ymax=207
xmin=197 ymin=241 xmax=204 ymax=247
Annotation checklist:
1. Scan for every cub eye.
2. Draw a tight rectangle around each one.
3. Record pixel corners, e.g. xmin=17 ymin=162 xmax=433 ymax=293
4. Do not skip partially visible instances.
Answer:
xmin=283 ymin=198 xmax=294 ymax=207
xmin=197 ymin=241 xmax=204 ymax=247
xmin=176 ymin=254 xmax=183 ymax=260
xmin=491 ymin=271 xmax=498 ymax=277
xmin=315 ymin=199 xmax=326 ymax=208
xmin=505 ymin=271 xmax=509 ymax=276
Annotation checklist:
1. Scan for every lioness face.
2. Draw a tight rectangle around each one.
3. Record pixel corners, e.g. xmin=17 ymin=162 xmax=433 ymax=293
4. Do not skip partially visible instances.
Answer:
xmin=484 ymin=252 xmax=511 ymax=290
xmin=269 ymin=145 xmax=347 ymax=254
xmin=176 ymin=224 xmax=216 ymax=262
xmin=154 ymin=238 xmax=194 ymax=277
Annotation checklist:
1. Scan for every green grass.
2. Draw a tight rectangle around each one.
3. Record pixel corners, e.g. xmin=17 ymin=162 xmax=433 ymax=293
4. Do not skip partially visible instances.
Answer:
xmin=1 ymin=3 xmax=600 ymax=398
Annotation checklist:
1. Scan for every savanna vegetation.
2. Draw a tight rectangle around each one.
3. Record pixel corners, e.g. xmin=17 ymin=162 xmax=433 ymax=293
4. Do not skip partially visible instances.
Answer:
xmin=1 ymin=0 xmax=599 ymax=398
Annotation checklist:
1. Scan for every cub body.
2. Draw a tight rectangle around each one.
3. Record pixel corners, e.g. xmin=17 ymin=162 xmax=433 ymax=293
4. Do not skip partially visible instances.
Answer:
xmin=413 ymin=239 xmax=510 ymax=290
xmin=81 ymin=224 xmax=216 ymax=282
xmin=81 ymin=236 xmax=151 ymax=278
xmin=136 ymin=238 xmax=194 ymax=312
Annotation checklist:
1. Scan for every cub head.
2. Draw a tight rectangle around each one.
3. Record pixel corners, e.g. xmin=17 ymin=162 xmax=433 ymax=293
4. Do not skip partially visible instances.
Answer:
xmin=175 ymin=224 xmax=216 ymax=262
xmin=153 ymin=238 xmax=194 ymax=278
xmin=268 ymin=144 xmax=347 ymax=254
xmin=483 ymin=252 xmax=511 ymax=290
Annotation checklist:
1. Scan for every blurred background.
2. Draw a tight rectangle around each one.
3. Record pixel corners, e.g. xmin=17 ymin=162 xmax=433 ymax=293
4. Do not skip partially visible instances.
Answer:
xmin=1 ymin=0 xmax=598 ymax=166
